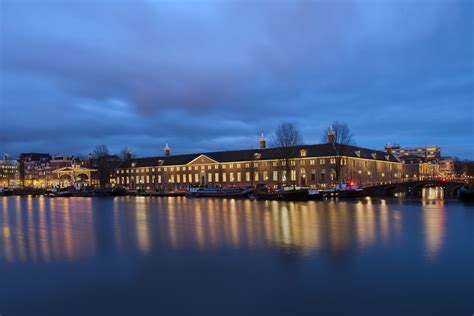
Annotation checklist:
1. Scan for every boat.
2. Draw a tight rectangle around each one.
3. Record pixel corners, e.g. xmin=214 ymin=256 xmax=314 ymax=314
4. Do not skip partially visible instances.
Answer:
xmin=308 ymin=189 xmax=323 ymax=200
xmin=459 ymin=186 xmax=474 ymax=202
xmin=254 ymin=186 xmax=310 ymax=201
xmin=322 ymin=182 xmax=364 ymax=199
xmin=1 ymin=188 xmax=14 ymax=196
xmin=185 ymin=185 xmax=254 ymax=198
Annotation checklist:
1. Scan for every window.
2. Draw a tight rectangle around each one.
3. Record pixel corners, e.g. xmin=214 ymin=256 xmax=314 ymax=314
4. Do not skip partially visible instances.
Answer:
xmin=272 ymin=162 xmax=278 ymax=167
xmin=188 ymin=174 xmax=192 ymax=183
xmin=214 ymin=173 xmax=219 ymax=182
xmin=255 ymin=172 xmax=259 ymax=182
xmin=170 ymin=175 xmax=174 ymax=183
xmin=194 ymin=166 xmax=198 ymax=171
xmin=291 ymin=170 xmax=296 ymax=181
xmin=222 ymin=164 xmax=226 ymax=169
xmin=229 ymin=164 xmax=234 ymax=169
xmin=214 ymin=165 xmax=219 ymax=170
xmin=194 ymin=174 xmax=199 ymax=183
xmin=254 ymin=153 xmax=261 ymax=160
xmin=263 ymin=171 xmax=268 ymax=181
xmin=230 ymin=172 xmax=235 ymax=182
xmin=223 ymin=173 xmax=227 ymax=182
xmin=246 ymin=172 xmax=250 ymax=182
xmin=320 ymin=170 xmax=326 ymax=181
xmin=146 ymin=176 xmax=150 ymax=183
xmin=311 ymin=169 xmax=316 ymax=181
xmin=330 ymin=158 xmax=336 ymax=164
xmin=320 ymin=159 xmax=325 ymax=165
xmin=208 ymin=173 xmax=212 ymax=182
xmin=254 ymin=162 xmax=258 ymax=167
xmin=177 ymin=174 xmax=181 ymax=183
xmin=158 ymin=175 xmax=162 ymax=183
xmin=246 ymin=163 xmax=250 ymax=168
xmin=273 ymin=170 xmax=278 ymax=181
xmin=237 ymin=164 xmax=241 ymax=168
xmin=207 ymin=165 xmax=211 ymax=170
xmin=282 ymin=171 xmax=287 ymax=182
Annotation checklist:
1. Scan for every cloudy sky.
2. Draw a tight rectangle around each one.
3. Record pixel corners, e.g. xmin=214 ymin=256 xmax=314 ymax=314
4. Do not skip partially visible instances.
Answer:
xmin=1 ymin=0 xmax=473 ymax=158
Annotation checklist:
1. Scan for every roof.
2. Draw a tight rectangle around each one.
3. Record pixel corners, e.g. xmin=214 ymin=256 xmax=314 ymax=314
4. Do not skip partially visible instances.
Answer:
xmin=118 ymin=143 xmax=399 ymax=169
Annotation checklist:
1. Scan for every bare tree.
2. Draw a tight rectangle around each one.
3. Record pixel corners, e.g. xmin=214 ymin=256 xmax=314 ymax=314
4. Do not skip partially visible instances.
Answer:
xmin=321 ymin=121 xmax=354 ymax=145
xmin=271 ymin=123 xmax=303 ymax=188
xmin=92 ymin=145 xmax=111 ymax=188
xmin=321 ymin=121 xmax=355 ymax=185
xmin=119 ymin=147 xmax=134 ymax=161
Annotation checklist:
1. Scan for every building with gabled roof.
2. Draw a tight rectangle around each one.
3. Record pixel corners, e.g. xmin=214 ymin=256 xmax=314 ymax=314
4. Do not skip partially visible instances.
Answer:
xmin=115 ymin=136 xmax=403 ymax=192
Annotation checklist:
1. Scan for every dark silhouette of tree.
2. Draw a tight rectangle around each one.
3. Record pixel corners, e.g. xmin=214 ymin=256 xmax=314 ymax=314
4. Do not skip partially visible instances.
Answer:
xmin=120 ymin=147 xmax=134 ymax=161
xmin=92 ymin=145 xmax=112 ymax=188
xmin=321 ymin=121 xmax=355 ymax=145
xmin=321 ymin=121 xmax=355 ymax=185
xmin=271 ymin=123 xmax=303 ymax=188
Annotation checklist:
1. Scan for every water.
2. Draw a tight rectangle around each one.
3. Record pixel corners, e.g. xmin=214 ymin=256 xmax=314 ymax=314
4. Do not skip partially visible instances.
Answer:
xmin=1 ymin=195 xmax=473 ymax=316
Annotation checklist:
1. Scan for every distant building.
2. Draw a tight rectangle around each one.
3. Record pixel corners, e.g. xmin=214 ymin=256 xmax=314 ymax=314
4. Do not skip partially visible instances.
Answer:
xmin=397 ymin=155 xmax=438 ymax=180
xmin=385 ymin=144 xmax=441 ymax=161
xmin=116 ymin=134 xmax=404 ymax=193
xmin=0 ymin=154 xmax=19 ymax=187
xmin=438 ymin=157 xmax=455 ymax=178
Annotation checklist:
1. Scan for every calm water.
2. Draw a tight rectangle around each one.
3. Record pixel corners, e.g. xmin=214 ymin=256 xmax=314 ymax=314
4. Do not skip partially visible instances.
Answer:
xmin=0 ymin=195 xmax=473 ymax=316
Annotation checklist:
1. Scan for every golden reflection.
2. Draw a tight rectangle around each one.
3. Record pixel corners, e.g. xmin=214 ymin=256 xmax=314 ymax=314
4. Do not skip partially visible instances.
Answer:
xmin=135 ymin=198 xmax=151 ymax=254
xmin=1 ymin=197 xmax=96 ymax=264
xmin=422 ymin=200 xmax=445 ymax=260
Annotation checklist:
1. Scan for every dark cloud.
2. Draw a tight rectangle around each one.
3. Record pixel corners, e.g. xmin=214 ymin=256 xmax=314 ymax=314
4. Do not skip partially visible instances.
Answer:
xmin=0 ymin=0 xmax=473 ymax=158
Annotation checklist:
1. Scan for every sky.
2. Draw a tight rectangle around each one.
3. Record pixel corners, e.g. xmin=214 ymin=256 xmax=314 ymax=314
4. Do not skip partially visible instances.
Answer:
xmin=1 ymin=0 xmax=473 ymax=159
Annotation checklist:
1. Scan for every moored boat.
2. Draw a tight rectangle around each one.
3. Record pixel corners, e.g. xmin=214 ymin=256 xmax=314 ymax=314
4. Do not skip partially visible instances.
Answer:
xmin=185 ymin=185 xmax=253 ymax=198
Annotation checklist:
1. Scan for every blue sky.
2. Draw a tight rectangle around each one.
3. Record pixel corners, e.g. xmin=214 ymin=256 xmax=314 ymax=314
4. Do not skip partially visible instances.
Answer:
xmin=1 ymin=0 xmax=473 ymax=158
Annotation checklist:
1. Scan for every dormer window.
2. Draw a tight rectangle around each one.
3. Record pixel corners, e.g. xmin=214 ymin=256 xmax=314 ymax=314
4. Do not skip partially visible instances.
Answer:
xmin=300 ymin=149 xmax=307 ymax=157
xmin=158 ymin=159 xmax=164 ymax=166
xmin=385 ymin=155 xmax=390 ymax=161
xmin=254 ymin=153 xmax=261 ymax=160
xmin=355 ymin=150 xmax=361 ymax=158
xmin=371 ymin=153 xmax=377 ymax=159
xmin=131 ymin=162 xmax=137 ymax=167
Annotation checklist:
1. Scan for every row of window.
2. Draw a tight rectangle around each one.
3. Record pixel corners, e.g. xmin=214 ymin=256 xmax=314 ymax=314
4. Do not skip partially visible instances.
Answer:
xmin=118 ymin=158 xmax=353 ymax=175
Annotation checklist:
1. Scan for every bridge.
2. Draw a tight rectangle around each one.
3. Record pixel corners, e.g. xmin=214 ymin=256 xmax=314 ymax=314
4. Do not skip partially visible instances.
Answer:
xmin=363 ymin=179 xmax=466 ymax=197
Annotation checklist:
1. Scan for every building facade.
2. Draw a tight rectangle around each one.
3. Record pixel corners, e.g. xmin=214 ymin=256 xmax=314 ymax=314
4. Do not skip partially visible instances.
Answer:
xmin=385 ymin=144 xmax=441 ymax=161
xmin=0 ymin=157 xmax=19 ymax=187
xmin=116 ymin=140 xmax=404 ymax=192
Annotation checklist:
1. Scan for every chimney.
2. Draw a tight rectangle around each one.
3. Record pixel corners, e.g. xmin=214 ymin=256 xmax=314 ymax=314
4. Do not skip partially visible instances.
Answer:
xmin=385 ymin=143 xmax=393 ymax=155
xmin=259 ymin=133 xmax=266 ymax=149
xmin=164 ymin=144 xmax=171 ymax=156
xmin=328 ymin=126 xmax=335 ymax=144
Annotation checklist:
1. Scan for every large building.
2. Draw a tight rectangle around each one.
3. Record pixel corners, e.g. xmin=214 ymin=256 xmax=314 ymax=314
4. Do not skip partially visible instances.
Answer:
xmin=385 ymin=144 xmax=441 ymax=161
xmin=116 ymin=136 xmax=403 ymax=192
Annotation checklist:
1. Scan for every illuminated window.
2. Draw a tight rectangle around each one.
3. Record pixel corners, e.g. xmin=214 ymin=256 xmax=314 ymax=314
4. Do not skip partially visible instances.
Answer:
xmin=272 ymin=162 xmax=278 ymax=167
xmin=330 ymin=158 xmax=336 ymax=164
xmin=273 ymin=170 xmax=278 ymax=181
xmin=214 ymin=173 xmax=219 ymax=182
xmin=263 ymin=171 xmax=268 ymax=181
xmin=170 ymin=175 xmax=174 ymax=183
xmin=177 ymin=167 xmax=180 ymax=171
xmin=246 ymin=163 xmax=250 ymax=168
xmin=237 ymin=163 xmax=241 ymax=168
xmin=311 ymin=170 xmax=316 ymax=181
xmin=246 ymin=172 xmax=250 ymax=182
xmin=214 ymin=165 xmax=219 ymax=170
xmin=291 ymin=170 xmax=296 ymax=181
xmin=158 ymin=175 xmax=162 ymax=183
xmin=230 ymin=172 xmax=235 ymax=182
xmin=255 ymin=172 xmax=259 ymax=182
xmin=237 ymin=172 xmax=242 ymax=182
xmin=194 ymin=174 xmax=199 ymax=182
xmin=320 ymin=159 xmax=325 ymax=165
xmin=208 ymin=173 xmax=212 ymax=182
xmin=222 ymin=173 xmax=227 ymax=182
xmin=177 ymin=174 xmax=180 ymax=183
xmin=188 ymin=174 xmax=192 ymax=182
xmin=300 ymin=149 xmax=307 ymax=157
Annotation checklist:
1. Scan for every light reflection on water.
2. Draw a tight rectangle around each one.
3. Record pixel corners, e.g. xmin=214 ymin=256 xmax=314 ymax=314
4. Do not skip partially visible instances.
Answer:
xmin=0 ymin=195 xmax=454 ymax=263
